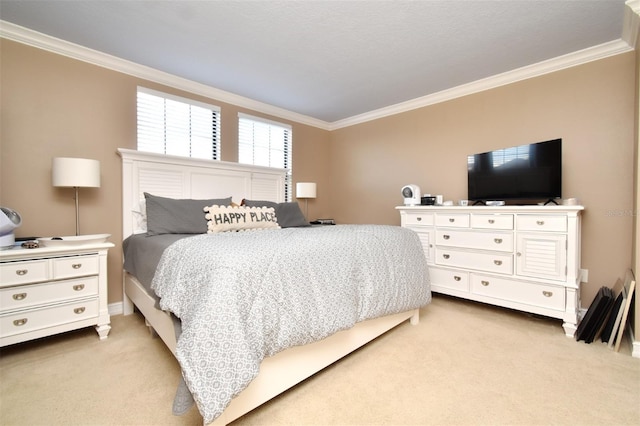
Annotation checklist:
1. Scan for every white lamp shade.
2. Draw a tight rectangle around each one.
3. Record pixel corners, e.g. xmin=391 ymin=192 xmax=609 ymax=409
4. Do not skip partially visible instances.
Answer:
xmin=52 ymin=157 xmax=101 ymax=188
xmin=296 ymin=182 xmax=317 ymax=199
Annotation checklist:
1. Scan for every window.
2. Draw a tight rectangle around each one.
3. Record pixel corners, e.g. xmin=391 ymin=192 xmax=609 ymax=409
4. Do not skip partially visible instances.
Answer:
xmin=238 ymin=113 xmax=292 ymax=201
xmin=137 ymin=87 xmax=220 ymax=160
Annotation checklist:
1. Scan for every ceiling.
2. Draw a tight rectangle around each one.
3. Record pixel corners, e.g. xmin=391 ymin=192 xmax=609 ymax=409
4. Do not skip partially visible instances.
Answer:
xmin=0 ymin=0 xmax=632 ymax=125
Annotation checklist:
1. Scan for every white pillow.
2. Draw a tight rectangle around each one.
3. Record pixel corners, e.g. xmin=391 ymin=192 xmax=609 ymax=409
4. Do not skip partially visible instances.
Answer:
xmin=204 ymin=205 xmax=280 ymax=233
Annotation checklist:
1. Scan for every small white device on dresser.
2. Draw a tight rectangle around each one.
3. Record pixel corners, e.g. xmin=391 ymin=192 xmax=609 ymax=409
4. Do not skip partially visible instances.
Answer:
xmin=397 ymin=205 xmax=584 ymax=337
xmin=0 ymin=239 xmax=113 ymax=346
xmin=401 ymin=184 xmax=421 ymax=206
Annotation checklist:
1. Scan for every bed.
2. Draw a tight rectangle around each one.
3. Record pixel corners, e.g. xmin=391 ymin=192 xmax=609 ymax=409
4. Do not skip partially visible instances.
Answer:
xmin=118 ymin=148 xmax=431 ymax=425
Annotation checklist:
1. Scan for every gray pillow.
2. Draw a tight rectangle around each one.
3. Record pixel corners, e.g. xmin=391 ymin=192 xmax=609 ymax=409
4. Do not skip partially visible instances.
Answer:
xmin=144 ymin=192 xmax=232 ymax=235
xmin=242 ymin=199 xmax=310 ymax=228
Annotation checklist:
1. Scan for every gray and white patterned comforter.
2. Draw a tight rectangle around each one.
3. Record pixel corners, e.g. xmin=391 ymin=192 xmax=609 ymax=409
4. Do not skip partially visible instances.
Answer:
xmin=151 ymin=224 xmax=431 ymax=424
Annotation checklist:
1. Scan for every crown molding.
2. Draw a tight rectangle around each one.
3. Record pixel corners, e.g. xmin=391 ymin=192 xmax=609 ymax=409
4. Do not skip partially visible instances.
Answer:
xmin=1 ymin=9 xmax=637 ymax=133
xmin=0 ymin=20 xmax=331 ymax=130
xmin=623 ymin=0 xmax=640 ymax=48
xmin=329 ymin=39 xmax=633 ymax=130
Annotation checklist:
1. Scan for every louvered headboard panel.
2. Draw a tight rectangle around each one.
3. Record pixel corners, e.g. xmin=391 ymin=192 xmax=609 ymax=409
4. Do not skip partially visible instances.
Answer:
xmin=118 ymin=148 xmax=287 ymax=238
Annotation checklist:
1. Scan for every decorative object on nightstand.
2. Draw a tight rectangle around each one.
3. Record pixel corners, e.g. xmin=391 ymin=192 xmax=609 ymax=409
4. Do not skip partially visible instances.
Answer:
xmin=0 ymin=240 xmax=114 ymax=346
xmin=296 ymin=182 xmax=316 ymax=220
xmin=52 ymin=157 xmax=101 ymax=236
xmin=0 ymin=207 xmax=22 ymax=249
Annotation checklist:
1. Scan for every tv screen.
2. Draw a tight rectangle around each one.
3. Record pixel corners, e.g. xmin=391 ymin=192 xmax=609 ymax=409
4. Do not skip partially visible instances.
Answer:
xmin=467 ymin=139 xmax=562 ymax=203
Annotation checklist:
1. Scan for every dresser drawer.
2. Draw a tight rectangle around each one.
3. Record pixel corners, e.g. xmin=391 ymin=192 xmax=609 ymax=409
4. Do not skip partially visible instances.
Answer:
xmin=435 ymin=248 xmax=513 ymax=274
xmin=435 ymin=230 xmax=513 ymax=252
xmin=516 ymin=215 xmax=567 ymax=232
xmin=429 ymin=267 xmax=469 ymax=292
xmin=471 ymin=214 xmax=514 ymax=230
xmin=0 ymin=276 xmax=99 ymax=313
xmin=435 ymin=213 xmax=470 ymax=228
xmin=470 ymin=274 xmax=565 ymax=311
xmin=53 ymin=255 xmax=99 ymax=279
xmin=402 ymin=212 xmax=434 ymax=226
xmin=0 ymin=260 xmax=48 ymax=287
xmin=0 ymin=298 xmax=99 ymax=339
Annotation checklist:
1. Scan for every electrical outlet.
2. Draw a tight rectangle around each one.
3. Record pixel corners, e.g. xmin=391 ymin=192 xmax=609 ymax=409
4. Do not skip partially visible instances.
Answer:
xmin=580 ymin=269 xmax=588 ymax=283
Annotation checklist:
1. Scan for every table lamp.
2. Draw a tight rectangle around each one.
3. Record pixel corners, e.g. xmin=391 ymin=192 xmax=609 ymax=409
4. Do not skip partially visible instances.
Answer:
xmin=296 ymin=182 xmax=316 ymax=220
xmin=52 ymin=157 xmax=101 ymax=236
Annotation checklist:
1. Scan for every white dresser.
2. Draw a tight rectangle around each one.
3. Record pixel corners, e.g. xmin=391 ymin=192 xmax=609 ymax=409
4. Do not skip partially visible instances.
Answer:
xmin=0 ymin=242 xmax=113 ymax=346
xmin=397 ymin=205 xmax=584 ymax=336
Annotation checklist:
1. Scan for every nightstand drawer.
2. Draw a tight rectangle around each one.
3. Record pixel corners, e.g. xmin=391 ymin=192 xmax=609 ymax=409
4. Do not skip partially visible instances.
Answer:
xmin=0 ymin=276 xmax=99 ymax=313
xmin=53 ymin=255 xmax=99 ymax=279
xmin=0 ymin=260 xmax=48 ymax=286
xmin=0 ymin=299 xmax=99 ymax=339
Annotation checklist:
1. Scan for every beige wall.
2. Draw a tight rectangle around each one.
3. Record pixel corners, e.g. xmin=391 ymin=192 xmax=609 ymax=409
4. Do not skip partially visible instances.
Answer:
xmin=1 ymin=38 xmax=636 ymax=319
xmin=0 ymin=39 xmax=331 ymax=304
xmin=329 ymin=52 xmax=637 ymax=307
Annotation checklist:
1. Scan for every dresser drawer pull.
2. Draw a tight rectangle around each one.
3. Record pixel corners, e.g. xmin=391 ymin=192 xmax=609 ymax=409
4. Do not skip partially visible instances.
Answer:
xmin=72 ymin=263 xmax=83 ymax=269
xmin=15 ymin=269 xmax=28 ymax=276
xmin=536 ymin=220 xmax=545 ymax=226
xmin=12 ymin=293 xmax=27 ymax=301
xmin=488 ymin=219 xmax=495 ymax=224
xmin=448 ymin=218 xmax=455 ymax=223
xmin=494 ymin=260 xmax=502 ymax=266
xmin=13 ymin=318 xmax=28 ymax=326
xmin=543 ymin=291 xmax=553 ymax=298
xmin=74 ymin=307 xmax=86 ymax=314
xmin=73 ymin=284 xmax=85 ymax=291
xmin=442 ymin=254 xmax=450 ymax=259
xmin=481 ymin=280 xmax=490 ymax=286
xmin=443 ymin=234 xmax=450 ymax=240
xmin=454 ymin=275 xmax=461 ymax=281
xmin=494 ymin=238 xmax=502 ymax=244
xmin=416 ymin=217 xmax=422 ymax=222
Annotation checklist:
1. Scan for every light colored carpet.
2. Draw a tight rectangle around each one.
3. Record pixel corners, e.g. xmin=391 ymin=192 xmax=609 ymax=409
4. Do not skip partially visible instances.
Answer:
xmin=1 ymin=295 xmax=639 ymax=426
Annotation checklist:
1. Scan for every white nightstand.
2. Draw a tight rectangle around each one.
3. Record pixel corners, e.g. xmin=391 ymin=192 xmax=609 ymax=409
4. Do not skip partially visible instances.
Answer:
xmin=0 ymin=241 xmax=114 ymax=346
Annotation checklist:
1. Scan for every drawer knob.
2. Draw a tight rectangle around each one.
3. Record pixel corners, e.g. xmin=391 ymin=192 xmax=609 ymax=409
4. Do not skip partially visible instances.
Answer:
xmin=443 ymin=254 xmax=450 ymax=259
xmin=536 ymin=220 xmax=545 ymax=226
xmin=449 ymin=218 xmax=455 ymax=223
xmin=74 ymin=307 xmax=86 ymax=314
xmin=13 ymin=318 xmax=28 ymax=326
xmin=494 ymin=260 xmax=503 ymax=266
xmin=481 ymin=280 xmax=490 ymax=286
xmin=72 ymin=263 xmax=83 ymax=269
xmin=15 ymin=269 xmax=28 ymax=276
xmin=454 ymin=275 xmax=461 ymax=281
xmin=416 ymin=217 xmax=422 ymax=222
xmin=494 ymin=238 xmax=502 ymax=244
xmin=443 ymin=234 xmax=450 ymax=240
xmin=488 ymin=219 xmax=495 ymax=224
xmin=543 ymin=291 xmax=553 ymax=297
xmin=73 ymin=284 xmax=85 ymax=291
xmin=12 ymin=293 xmax=27 ymax=301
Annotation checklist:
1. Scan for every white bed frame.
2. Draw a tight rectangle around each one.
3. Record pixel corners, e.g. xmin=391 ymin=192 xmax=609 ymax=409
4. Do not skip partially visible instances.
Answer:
xmin=118 ymin=148 xmax=420 ymax=425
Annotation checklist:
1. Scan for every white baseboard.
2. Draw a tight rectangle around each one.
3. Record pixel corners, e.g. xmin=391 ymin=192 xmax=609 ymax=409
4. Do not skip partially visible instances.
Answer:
xmin=108 ymin=302 xmax=124 ymax=316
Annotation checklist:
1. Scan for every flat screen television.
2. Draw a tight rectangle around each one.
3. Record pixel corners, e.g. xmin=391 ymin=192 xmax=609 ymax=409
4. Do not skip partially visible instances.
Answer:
xmin=467 ymin=138 xmax=562 ymax=204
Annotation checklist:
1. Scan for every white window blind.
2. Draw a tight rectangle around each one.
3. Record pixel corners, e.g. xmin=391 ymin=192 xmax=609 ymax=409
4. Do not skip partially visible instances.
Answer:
xmin=238 ymin=113 xmax=292 ymax=201
xmin=137 ymin=87 xmax=220 ymax=160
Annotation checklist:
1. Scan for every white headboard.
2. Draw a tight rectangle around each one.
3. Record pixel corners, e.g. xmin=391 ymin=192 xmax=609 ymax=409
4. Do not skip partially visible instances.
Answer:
xmin=118 ymin=148 xmax=287 ymax=238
